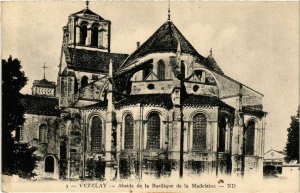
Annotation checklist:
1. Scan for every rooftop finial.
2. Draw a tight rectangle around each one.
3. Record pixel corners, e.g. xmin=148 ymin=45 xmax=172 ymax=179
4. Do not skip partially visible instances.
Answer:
xmin=43 ymin=62 xmax=48 ymax=80
xmin=168 ymin=0 xmax=171 ymax=21
xmin=210 ymin=48 xmax=213 ymax=56
xmin=86 ymin=0 xmax=89 ymax=8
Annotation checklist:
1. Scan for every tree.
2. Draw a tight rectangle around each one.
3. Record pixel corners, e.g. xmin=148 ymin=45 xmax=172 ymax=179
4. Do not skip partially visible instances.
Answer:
xmin=284 ymin=107 xmax=299 ymax=163
xmin=2 ymin=56 xmax=38 ymax=178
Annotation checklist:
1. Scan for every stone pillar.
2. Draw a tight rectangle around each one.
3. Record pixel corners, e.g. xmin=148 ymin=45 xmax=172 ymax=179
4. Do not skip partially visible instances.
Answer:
xmin=75 ymin=26 xmax=80 ymax=45
xmin=231 ymin=111 xmax=244 ymax=176
xmin=171 ymin=107 xmax=181 ymax=159
xmin=105 ymin=60 xmax=113 ymax=180
xmin=211 ymin=121 xmax=218 ymax=152
xmin=86 ymin=28 xmax=92 ymax=46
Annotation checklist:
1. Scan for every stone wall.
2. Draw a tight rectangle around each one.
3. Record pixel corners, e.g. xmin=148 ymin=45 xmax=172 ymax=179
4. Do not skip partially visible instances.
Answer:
xmin=22 ymin=113 xmax=60 ymax=179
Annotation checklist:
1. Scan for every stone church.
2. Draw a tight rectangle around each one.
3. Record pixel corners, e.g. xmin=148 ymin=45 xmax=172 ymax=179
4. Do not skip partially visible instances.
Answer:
xmin=19 ymin=4 xmax=267 ymax=180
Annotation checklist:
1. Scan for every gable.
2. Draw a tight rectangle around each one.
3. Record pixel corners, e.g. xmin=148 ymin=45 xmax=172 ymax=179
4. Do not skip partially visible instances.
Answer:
xmin=264 ymin=150 xmax=285 ymax=160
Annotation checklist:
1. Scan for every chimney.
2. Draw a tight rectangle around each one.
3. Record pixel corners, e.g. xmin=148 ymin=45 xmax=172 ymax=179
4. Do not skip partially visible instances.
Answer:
xmin=136 ymin=42 xmax=140 ymax=49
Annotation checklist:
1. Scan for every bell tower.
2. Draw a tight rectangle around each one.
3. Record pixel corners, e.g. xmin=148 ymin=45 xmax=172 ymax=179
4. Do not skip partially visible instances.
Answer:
xmin=63 ymin=2 xmax=111 ymax=52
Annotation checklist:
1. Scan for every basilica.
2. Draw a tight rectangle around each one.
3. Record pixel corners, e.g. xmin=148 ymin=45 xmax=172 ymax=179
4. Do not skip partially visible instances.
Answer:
xmin=19 ymin=4 xmax=267 ymax=180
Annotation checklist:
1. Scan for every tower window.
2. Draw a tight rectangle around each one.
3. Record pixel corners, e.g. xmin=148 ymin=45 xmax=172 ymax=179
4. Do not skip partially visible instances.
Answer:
xmin=124 ymin=114 xmax=134 ymax=149
xmin=146 ymin=113 xmax=160 ymax=150
xmin=91 ymin=25 xmax=99 ymax=47
xmin=80 ymin=24 xmax=88 ymax=45
xmin=39 ymin=124 xmax=47 ymax=143
xmin=157 ymin=60 xmax=166 ymax=80
xmin=192 ymin=113 xmax=206 ymax=150
xmin=245 ymin=121 xmax=255 ymax=155
xmin=90 ymin=116 xmax=103 ymax=152
xmin=44 ymin=156 xmax=55 ymax=173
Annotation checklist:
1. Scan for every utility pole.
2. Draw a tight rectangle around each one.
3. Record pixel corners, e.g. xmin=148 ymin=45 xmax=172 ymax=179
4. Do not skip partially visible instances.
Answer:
xmin=179 ymin=76 xmax=184 ymax=178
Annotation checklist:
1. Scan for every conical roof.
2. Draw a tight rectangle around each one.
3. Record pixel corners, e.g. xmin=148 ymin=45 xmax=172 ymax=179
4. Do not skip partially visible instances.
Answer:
xmin=121 ymin=21 xmax=203 ymax=67
xmin=120 ymin=21 xmax=223 ymax=74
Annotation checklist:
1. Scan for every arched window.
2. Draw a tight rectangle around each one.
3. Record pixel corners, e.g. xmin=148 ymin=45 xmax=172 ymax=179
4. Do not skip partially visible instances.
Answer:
xmin=81 ymin=76 xmax=88 ymax=88
xmin=91 ymin=25 xmax=99 ymax=47
xmin=218 ymin=116 xmax=226 ymax=152
xmin=91 ymin=116 xmax=102 ymax=152
xmin=124 ymin=114 xmax=134 ymax=149
xmin=45 ymin=156 xmax=54 ymax=173
xmin=245 ymin=121 xmax=255 ymax=155
xmin=146 ymin=113 xmax=160 ymax=150
xmin=157 ymin=60 xmax=166 ymax=80
xmin=39 ymin=124 xmax=47 ymax=143
xmin=181 ymin=61 xmax=185 ymax=79
xmin=80 ymin=24 xmax=88 ymax=45
xmin=192 ymin=114 xmax=206 ymax=150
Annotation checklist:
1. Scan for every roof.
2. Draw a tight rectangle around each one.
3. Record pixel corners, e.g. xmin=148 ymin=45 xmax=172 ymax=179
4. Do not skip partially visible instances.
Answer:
xmin=80 ymin=100 xmax=107 ymax=110
xmin=203 ymin=55 xmax=224 ymax=74
xmin=70 ymin=8 xmax=104 ymax=20
xmin=120 ymin=21 xmax=223 ymax=74
xmin=115 ymin=94 xmax=173 ymax=109
xmin=242 ymin=105 xmax=267 ymax=117
xmin=264 ymin=149 xmax=285 ymax=155
xmin=20 ymin=95 xmax=60 ymax=116
xmin=65 ymin=48 xmax=128 ymax=73
xmin=33 ymin=79 xmax=56 ymax=88
xmin=183 ymin=94 xmax=235 ymax=110
xmin=114 ymin=93 xmax=234 ymax=110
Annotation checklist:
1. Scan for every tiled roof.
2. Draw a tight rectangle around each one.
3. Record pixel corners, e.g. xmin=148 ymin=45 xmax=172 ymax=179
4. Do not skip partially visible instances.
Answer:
xmin=70 ymin=8 xmax=104 ymax=20
xmin=203 ymin=55 xmax=224 ymax=75
xmin=80 ymin=100 xmax=107 ymax=110
xmin=242 ymin=106 xmax=267 ymax=117
xmin=20 ymin=95 xmax=60 ymax=116
xmin=120 ymin=21 xmax=223 ymax=74
xmin=121 ymin=21 xmax=203 ymax=67
xmin=115 ymin=93 xmax=234 ymax=110
xmin=33 ymin=79 xmax=56 ymax=88
xmin=183 ymin=94 xmax=235 ymax=110
xmin=115 ymin=94 xmax=173 ymax=109
xmin=65 ymin=48 xmax=128 ymax=73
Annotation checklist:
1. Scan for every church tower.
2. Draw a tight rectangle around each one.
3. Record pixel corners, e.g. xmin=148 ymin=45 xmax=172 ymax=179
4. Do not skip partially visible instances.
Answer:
xmin=58 ymin=2 xmax=115 ymax=108
xmin=32 ymin=63 xmax=56 ymax=97
xmin=63 ymin=2 xmax=111 ymax=52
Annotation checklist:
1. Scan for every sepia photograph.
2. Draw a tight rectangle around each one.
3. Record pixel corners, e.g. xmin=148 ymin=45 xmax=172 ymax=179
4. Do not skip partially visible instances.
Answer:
xmin=1 ymin=1 xmax=299 ymax=192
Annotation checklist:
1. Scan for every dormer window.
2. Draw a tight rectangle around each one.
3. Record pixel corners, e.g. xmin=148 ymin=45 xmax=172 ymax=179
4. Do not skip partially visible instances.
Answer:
xmin=80 ymin=23 xmax=88 ymax=45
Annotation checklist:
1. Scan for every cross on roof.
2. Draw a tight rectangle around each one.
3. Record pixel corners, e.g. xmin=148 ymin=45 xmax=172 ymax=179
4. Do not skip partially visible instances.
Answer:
xmin=86 ymin=1 xmax=89 ymax=8
xmin=43 ymin=63 xmax=48 ymax=80
xmin=168 ymin=0 xmax=171 ymax=21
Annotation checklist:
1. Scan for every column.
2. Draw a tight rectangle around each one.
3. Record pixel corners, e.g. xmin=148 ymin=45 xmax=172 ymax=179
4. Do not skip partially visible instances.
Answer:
xmin=86 ymin=28 xmax=92 ymax=46
xmin=75 ymin=26 xmax=80 ymax=45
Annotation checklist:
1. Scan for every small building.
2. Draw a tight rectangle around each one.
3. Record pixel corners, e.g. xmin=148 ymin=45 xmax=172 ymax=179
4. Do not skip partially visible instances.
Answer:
xmin=263 ymin=149 xmax=285 ymax=176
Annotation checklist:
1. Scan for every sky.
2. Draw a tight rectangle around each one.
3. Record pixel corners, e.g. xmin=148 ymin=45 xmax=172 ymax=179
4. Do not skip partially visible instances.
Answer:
xmin=2 ymin=1 xmax=299 ymax=152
